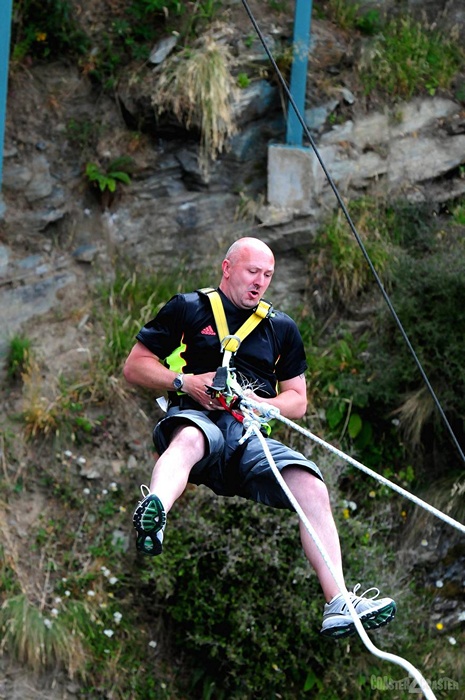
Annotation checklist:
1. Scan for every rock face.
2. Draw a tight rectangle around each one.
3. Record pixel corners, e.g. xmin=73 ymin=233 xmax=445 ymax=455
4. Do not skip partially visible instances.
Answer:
xmin=1 ymin=7 xmax=465 ymax=351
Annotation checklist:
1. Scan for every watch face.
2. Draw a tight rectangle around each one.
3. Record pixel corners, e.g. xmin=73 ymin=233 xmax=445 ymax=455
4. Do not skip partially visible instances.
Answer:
xmin=173 ymin=375 xmax=183 ymax=390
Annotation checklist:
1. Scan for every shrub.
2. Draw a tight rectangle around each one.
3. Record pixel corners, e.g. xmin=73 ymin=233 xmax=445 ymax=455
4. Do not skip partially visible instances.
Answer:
xmin=141 ymin=488 xmax=331 ymax=698
xmin=310 ymin=198 xmax=397 ymax=304
xmin=0 ymin=594 xmax=91 ymax=678
xmin=343 ymin=249 xmax=465 ymax=475
xmin=359 ymin=16 xmax=464 ymax=98
xmin=6 ymin=334 xmax=32 ymax=380
xmin=11 ymin=0 xmax=89 ymax=61
xmin=85 ymin=157 xmax=133 ymax=208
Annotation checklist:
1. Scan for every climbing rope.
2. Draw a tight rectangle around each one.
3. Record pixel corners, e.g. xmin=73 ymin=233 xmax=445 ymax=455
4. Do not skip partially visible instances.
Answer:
xmin=240 ymin=0 xmax=465 ymax=467
xmin=208 ymin=361 xmax=464 ymax=698
xmin=238 ymin=392 xmax=465 ymax=535
xmin=235 ymin=390 xmax=449 ymax=700
xmin=247 ymin=415 xmax=438 ymax=700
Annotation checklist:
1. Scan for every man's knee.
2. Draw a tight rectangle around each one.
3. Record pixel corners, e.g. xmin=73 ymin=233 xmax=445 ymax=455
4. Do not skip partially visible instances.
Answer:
xmin=283 ymin=466 xmax=330 ymax=504
xmin=170 ymin=423 xmax=207 ymax=455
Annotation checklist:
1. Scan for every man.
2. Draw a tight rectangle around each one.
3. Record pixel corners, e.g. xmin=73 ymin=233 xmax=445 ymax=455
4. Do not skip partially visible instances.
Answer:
xmin=123 ymin=237 xmax=396 ymax=639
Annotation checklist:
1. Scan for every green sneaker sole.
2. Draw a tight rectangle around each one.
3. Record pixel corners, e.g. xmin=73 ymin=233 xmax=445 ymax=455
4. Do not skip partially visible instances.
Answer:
xmin=321 ymin=601 xmax=396 ymax=640
xmin=133 ymin=495 xmax=166 ymax=556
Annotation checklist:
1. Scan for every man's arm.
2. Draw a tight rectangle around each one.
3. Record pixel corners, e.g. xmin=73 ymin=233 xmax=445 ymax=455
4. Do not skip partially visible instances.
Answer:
xmin=123 ymin=341 xmax=217 ymax=409
xmin=244 ymin=374 xmax=307 ymax=420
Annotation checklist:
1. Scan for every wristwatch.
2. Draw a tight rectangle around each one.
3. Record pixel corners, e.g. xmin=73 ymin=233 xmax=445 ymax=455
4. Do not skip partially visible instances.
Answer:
xmin=173 ymin=373 xmax=184 ymax=391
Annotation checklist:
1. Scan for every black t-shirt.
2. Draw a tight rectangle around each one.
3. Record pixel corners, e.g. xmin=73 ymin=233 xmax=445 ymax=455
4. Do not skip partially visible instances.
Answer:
xmin=136 ymin=288 xmax=307 ymax=398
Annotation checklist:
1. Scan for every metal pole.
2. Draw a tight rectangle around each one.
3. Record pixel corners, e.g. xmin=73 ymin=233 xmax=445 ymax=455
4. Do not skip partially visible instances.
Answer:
xmin=286 ymin=0 xmax=312 ymax=147
xmin=0 ymin=0 xmax=13 ymax=217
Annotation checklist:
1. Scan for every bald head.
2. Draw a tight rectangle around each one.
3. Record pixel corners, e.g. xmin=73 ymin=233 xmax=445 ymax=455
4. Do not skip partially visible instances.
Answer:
xmin=224 ymin=237 xmax=274 ymax=265
xmin=219 ymin=237 xmax=275 ymax=309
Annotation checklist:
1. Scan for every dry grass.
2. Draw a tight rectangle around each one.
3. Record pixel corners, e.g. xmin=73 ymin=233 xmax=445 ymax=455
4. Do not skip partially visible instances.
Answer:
xmin=392 ymin=386 xmax=434 ymax=448
xmin=0 ymin=594 xmax=90 ymax=679
xmin=21 ymin=359 xmax=60 ymax=439
xmin=152 ymin=31 xmax=238 ymax=176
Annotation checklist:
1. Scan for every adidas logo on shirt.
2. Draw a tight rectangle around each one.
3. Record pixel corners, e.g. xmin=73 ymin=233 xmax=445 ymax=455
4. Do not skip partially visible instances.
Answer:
xmin=201 ymin=325 xmax=216 ymax=336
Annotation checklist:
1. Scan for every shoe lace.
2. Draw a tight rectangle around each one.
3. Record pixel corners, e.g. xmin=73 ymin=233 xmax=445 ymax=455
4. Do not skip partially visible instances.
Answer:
xmin=138 ymin=484 xmax=150 ymax=502
xmin=350 ymin=583 xmax=380 ymax=601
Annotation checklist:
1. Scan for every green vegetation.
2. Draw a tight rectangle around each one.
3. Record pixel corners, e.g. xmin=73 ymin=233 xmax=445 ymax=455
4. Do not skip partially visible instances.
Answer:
xmin=0 ymin=594 xmax=92 ymax=678
xmin=306 ymin=197 xmax=465 ymax=483
xmin=11 ymin=0 xmax=89 ymax=61
xmin=20 ymin=358 xmax=97 ymax=443
xmin=85 ymin=157 xmax=133 ymax=206
xmin=236 ymin=71 xmax=252 ymax=89
xmin=2 ymin=196 xmax=464 ymax=695
xmin=360 ymin=16 xmax=464 ymax=98
xmin=6 ymin=334 xmax=32 ymax=380
xmin=310 ymin=197 xmax=398 ymax=304
xmin=4 ymin=2 xmax=465 ymax=697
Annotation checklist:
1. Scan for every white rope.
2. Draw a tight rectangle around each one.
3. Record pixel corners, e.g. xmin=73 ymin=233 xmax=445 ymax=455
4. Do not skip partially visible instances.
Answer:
xmin=238 ymin=395 xmax=465 ymax=536
xmin=243 ymin=413 xmax=438 ymax=700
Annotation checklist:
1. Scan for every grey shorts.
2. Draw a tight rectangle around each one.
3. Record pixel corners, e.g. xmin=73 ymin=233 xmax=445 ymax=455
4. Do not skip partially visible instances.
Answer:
xmin=153 ymin=407 xmax=323 ymax=511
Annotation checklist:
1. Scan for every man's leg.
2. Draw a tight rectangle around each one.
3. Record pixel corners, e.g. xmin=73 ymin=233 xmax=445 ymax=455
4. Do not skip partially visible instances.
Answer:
xmin=282 ymin=466 xmax=396 ymax=638
xmin=282 ymin=466 xmax=343 ymax=602
xmin=133 ymin=424 xmax=206 ymax=555
xmin=149 ymin=424 xmax=207 ymax=513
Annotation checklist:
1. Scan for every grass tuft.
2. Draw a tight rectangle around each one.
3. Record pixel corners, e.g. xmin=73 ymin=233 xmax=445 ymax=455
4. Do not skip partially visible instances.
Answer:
xmin=0 ymin=594 xmax=91 ymax=678
xmin=152 ymin=34 xmax=237 ymax=175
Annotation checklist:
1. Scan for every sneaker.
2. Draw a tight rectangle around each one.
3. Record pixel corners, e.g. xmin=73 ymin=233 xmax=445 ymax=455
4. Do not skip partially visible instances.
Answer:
xmin=133 ymin=485 xmax=166 ymax=556
xmin=320 ymin=583 xmax=396 ymax=639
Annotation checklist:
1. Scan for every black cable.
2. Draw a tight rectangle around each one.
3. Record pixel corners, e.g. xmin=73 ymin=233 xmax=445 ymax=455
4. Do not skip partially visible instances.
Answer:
xmin=241 ymin=0 xmax=465 ymax=465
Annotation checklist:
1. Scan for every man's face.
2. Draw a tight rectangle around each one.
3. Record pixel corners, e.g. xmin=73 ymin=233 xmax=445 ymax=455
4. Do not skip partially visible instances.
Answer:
xmin=220 ymin=247 xmax=275 ymax=309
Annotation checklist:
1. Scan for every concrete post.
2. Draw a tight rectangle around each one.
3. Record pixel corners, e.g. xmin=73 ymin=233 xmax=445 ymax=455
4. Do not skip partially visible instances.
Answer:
xmin=268 ymin=0 xmax=317 ymax=214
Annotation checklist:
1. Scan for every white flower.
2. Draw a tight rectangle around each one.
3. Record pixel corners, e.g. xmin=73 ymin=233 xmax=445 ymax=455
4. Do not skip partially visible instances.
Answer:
xmin=448 ymin=636 xmax=457 ymax=645
xmin=421 ymin=539 xmax=428 ymax=547
xmin=64 ymin=590 xmax=71 ymax=597
xmin=109 ymin=482 xmax=118 ymax=492
xmin=43 ymin=618 xmax=53 ymax=629
xmin=109 ymin=576 xmax=118 ymax=585
xmin=87 ymin=590 xmax=96 ymax=597
xmin=102 ymin=489 xmax=108 ymax=496
xmin=51 ymin=608 xmax=59 ymax=617
xmin=64 ymin=450 xmax=73 ymax=458
xmin=101 ymin=566 xmax=111 ymax=578
xmin=436 ymin=580 xmax=444 ymax=588
xmin=54 ymin=597 xmax=62 ymax=604
xmin=113 ymin=612 xmax=122 ymax=624
xmin=148 ymin=640 xmax=157 ymax=648
xmin=103 ymin=629 xmax=114 ymax=638
xmin=83 ymin=488 xmax=91 ymax=495
xmin=77 ymin=456 xmax=87 ymax=464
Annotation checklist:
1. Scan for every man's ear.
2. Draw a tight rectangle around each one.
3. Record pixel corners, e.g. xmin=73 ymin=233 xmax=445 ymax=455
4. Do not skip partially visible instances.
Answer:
xmin=222 ymin=259 xmax=230 ymax=278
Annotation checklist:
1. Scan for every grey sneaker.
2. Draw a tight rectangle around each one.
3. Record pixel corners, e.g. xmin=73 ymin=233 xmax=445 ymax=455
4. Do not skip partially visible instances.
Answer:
xmin=320 ymin=583 xmax=396 ymax=639
xmin=133 ymin=485 xmax=166 ymax=556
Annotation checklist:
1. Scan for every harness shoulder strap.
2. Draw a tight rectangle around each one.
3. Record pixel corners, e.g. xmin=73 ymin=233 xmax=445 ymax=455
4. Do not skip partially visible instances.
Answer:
xmin=199 ymin=287 xmax=230 ymax=346
xmin=199 ymin=287 xmax=272 ymax=354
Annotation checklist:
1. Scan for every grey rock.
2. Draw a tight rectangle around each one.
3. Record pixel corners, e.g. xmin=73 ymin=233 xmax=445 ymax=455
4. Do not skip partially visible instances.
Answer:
xmin=149 ymin=35 xmax=178 ymax=64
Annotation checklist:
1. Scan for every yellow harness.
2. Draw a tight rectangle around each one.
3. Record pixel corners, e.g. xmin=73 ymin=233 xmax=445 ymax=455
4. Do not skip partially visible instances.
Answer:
xmin=200 ymin=287 xmax=272 ymax=366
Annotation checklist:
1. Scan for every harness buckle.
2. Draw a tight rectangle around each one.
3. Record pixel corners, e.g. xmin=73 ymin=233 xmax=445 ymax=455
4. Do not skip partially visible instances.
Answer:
xmin=220 ymin=334 xmax=242 ymax=354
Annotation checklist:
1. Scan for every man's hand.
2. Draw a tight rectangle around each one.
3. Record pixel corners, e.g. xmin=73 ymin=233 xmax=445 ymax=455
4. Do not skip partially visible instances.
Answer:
xmin=183 ymin=372 xmax=224 ymax=410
